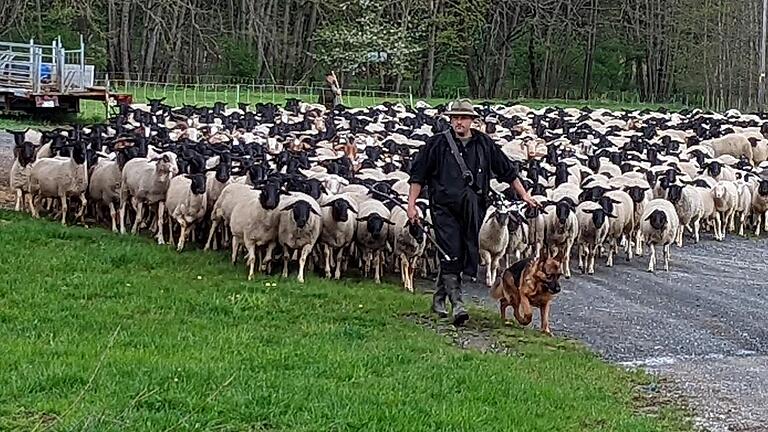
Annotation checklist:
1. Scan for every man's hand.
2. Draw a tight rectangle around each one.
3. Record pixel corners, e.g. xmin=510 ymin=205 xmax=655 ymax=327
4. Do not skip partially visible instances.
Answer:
xmin=407 ymin=205 xmax=420 ymax=224
xmin=523 ymin=195 xmax=542 ymax=209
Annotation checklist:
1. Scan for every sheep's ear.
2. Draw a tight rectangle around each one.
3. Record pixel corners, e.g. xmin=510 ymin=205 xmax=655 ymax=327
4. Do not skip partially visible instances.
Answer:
xmin=607 ymin=212 xmax=618 ymax=218
xmin=610 ymin=198 xmax=621 ymax=204
xmin=644 ymin=213 xmax=655 ymax=221
xmin=383 ymin=218 xmax=395 ymax=225
xmin=309 ymin=206 xmax=321 ymax=216
xmin=357 ymin=216 xmax=370 ymax=222
xmin=281 ymin=202 xmax=297 ymax=211
xmin=583 ymin=209 xmax=597 ymax=214
xmin=348 ymin=206 xmax=358 ymax=214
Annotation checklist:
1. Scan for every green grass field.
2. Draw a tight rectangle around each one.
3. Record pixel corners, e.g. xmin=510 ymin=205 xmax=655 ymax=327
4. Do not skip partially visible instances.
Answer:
xmin=0 ymin=210 xmax=690 ymax=431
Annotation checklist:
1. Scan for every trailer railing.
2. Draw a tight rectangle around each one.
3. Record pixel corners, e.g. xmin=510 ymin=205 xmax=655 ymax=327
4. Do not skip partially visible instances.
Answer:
xmin=0 ymin=35 xmax=88 ymax=95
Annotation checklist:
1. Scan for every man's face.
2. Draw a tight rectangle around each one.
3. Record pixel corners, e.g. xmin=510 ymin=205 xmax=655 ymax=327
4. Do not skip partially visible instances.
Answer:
xmin=450 ymin=115 xmax=474 ymax=136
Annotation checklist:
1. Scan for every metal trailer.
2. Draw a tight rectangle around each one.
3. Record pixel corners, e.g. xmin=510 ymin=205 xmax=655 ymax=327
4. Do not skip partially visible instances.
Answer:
xmin=0 ymin=35 xmax=127 ymax=115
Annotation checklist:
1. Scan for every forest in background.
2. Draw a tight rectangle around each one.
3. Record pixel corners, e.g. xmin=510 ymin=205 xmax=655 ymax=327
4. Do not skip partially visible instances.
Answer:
xmin=0 ymin=0 xmax=765 ymax=110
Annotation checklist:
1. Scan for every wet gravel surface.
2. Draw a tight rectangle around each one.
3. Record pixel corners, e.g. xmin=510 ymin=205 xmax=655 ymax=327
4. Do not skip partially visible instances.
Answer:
xmin=2 ymin=131 xmax=768 ymax=430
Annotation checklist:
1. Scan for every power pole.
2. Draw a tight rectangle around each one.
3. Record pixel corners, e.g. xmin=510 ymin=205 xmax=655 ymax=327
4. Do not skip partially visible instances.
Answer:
xmin=760 ymin=0 xmax=768 ymax=112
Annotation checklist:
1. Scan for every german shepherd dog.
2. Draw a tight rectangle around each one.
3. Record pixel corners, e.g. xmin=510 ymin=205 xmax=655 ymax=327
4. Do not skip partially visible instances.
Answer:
xmin=490 ymin=249 xmax=564 ymax=335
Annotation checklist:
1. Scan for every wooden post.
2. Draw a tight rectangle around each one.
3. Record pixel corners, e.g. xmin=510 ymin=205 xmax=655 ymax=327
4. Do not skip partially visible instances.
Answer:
xmin=760 ymin=0 xmax=768 ymax=112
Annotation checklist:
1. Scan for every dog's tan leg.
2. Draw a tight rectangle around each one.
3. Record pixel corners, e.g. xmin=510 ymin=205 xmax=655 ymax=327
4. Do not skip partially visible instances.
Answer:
xmin=540 ymin=302 xmax=552 ymax=336
xmin=499 ymin=298 xmax=509 ymax=321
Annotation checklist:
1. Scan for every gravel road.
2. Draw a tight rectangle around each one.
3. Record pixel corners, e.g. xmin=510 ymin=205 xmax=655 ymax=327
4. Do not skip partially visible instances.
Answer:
xmin=461 ymin=236 xmax=768 ymax=431
xmin=1 ymin=131 xmax=767 ymax=430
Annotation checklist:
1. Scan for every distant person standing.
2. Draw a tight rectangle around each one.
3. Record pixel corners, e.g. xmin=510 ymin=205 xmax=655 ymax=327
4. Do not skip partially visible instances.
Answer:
xmin=319 ymin=71 xmax=343 ymax=110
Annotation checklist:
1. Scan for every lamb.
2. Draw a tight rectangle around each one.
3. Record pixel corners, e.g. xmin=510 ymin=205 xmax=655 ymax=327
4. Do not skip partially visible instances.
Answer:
xmin=119 ymin=152 xmax=179 ymax=244
xmin=355 ymin=200 xmax=394 ymax=283
xmin=165 ymin=173 xmax=208 ymax=252
xmin=711 ymin=181 xmax=738 ymax=240
xmin=479 ymin=205 xmax=511 ymax=287
xmin=318 ymin=194 xmax=359 ymax=279
xmin=694 ymin=182 xmax=722 ymax=242
xmin=640 ymin=199 xmax=680 ymax=272
xmin=575 ymin=201 xmax=615 ymax=275
xmin=277 ymin=192 xmax=323 ymax=283
xmin=27 ymin=142 xmax=89 ymax=225
xmin=390 ymin=206 xmax=426 ymax=292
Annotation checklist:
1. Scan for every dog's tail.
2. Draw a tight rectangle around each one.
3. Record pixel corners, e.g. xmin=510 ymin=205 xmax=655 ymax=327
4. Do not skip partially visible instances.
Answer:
xmin=489 ymin=273 xmax=505 ymax=300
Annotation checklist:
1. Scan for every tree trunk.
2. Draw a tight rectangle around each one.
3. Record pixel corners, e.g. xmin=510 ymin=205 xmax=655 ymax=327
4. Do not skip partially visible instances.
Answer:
xmin=120 ymin=0 xmax=132 ymax=80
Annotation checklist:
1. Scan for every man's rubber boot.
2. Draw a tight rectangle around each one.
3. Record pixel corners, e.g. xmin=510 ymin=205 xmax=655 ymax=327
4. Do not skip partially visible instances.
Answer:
xmin=443 ymin=273 xmax=469 ymax=326
xmin=431 ymin=271 xmax=448 ymax=318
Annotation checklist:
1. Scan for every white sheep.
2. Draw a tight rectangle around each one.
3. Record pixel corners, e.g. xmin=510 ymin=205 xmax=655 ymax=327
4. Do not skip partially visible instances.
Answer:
xmin=355 ymin=200 xmax=394 ymax=283
xmin=165 ymin=174 xmax=208 ymax=252
xmin=640 ymin=199 xmax=680 ymax=272
xmin=318 ymin=194 xmax=359 ymax=279
xmin=27 ymin=143 xmax=89 ymax=225
xmin=575 ymin=201 xmax=615 ymax=275
xmin=711 ymin=181 xmax=738 ymax=240
xmin=479 ymin=205 xmax=511 ymax=287
xmin=119 ymin=152 xmax=179 ymax=244
xmin=733 ymin=179 xmax=753 ymax=236
xmin=88 ymin=160 xmax=122 ymax=232
xmin=9 ymin=141 xmax=36 ymax=213
xmin=664 ymin=183 xmax=704 ymax=246
xmin=204 ymin=183 xmax=258 ymax=251
xmin=277 ymin=193 xmax=322 ymax=283
xmin=701 ymin=134 xmax=755 ymax=165
xmin=389 ymin=206 xmax=426 ymax=292
xmin=604 ymin=190 xmax=635 ymax=266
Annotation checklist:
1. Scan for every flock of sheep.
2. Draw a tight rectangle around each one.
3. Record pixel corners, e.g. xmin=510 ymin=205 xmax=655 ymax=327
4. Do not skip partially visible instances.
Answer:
xmin=7 ymin=98 xmax=768 ymax=290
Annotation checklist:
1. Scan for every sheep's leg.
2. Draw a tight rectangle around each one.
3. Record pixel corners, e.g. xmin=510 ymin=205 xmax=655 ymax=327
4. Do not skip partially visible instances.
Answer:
xmin=132 ymin=202 xmax=144 ymax=235
xmin=59 ymin=195 xmax=68 ymax=225
xmin=714 ymin=213 xmax=723 ymax=241
xmin=231 ymin=237 xmax=240 ymax=265
xmin=14 ymin=189 xmax=22 ymax=212
xmin=107 ymin=202 xmax=118 ymax=233
xmin=28 ymin=194 xmax=39 ymax=218
xmin=156 ymin=202 xmax=166 ymax=245
xmin=694 ymin=219 xmax=701 ymax=243
xmin=647 ymin=243 xmax=656 ymax=273
xmin=177 ymin=221 xmax=188 ymax=252
xmin=324 ymin=245 xmax=332 ymax=279
xmin=282 ymin=248 xmax=290 ymax=278
xmin=399 ymin=253 xmax=409 ymax=291
xmin=763 ymin=210 xmax=768 ymax=232
xmin=204 ymin=219 xmax=219 ymax=251
xmin=374 ymin=251 xmax=382 ymax=284
xmin=635 ymin=230 xmax=644 ymax=256
xmin=297 ymin=244 xmax=313 ymax=284
xmin=363 ymin=252 xmax=371 ymax=278
xmin=587 ymin=246 xmax=596 ymax=275
xmin=728 ymin=210 xmax=736 ymax=232
xmin=663 ymin=243 xmax=671 ymax=272
xmin=606 ymin=238 xmax=615 ymax=267
xmin=480 ymin=250 xmax=492 ymax=286
xmin=564 ymin=240 xmax=573 ymax=278
xmin=625 ymin=234 xmax=634 ymax=261
xmin=245 ymin=243 xmax=257 ymax=281
xmin=334 ymin=248 xmax=345 ymax=280
xmin=577 ymin=244 xmax=584 ymax=273
xmin=261 ymin=243 xmax=277 ymax=272
xmin=739 ymin=212 xmax=747 ymax=237
xmin=756 ymin=214 xmax=762 ymax=236
xmin=676 ymin=226 xmax=683 ymax=248
xmin=76 ymin=193 xmax=87 ymax=223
